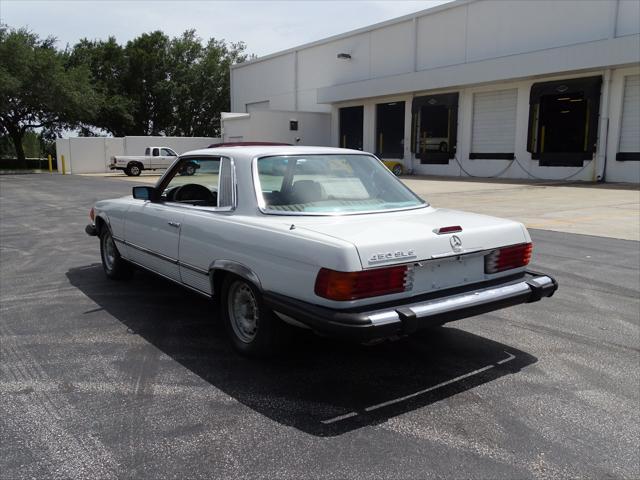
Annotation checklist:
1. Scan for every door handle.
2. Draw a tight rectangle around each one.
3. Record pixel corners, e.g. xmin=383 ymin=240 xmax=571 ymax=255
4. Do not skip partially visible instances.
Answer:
xmin=168 ymin=221 xmax=181 ymax=228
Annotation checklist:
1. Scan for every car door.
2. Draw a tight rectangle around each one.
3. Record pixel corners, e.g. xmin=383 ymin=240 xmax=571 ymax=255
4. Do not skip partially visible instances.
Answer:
xmin=160 ymin=148 xmax=176 ymax=169
xmin=174 ymin=156 xmax=234 ymax=294
xmin=150 ymin=147 xmax=163 ymax=169
xmin=124 ymin=201 xmax=184 ymax=282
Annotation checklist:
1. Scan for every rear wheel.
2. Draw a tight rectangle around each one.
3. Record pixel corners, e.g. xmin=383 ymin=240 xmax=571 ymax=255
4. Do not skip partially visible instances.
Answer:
xmin=221 ymin=275 xmax=288 ymax=356
xmin=100 ymin=228 xmax=133 ymax=280
xmin=127 ymin=163 xmax=142 ymax=176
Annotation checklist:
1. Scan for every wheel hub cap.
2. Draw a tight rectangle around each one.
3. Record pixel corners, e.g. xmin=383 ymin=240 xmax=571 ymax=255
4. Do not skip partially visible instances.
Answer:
xmin=228 ymin=282 xmax=259 ymax=343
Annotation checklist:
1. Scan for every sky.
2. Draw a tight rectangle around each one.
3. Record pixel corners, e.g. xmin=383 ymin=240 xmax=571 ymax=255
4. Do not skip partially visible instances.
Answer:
xmin=0 ymin=0 xmax=453 ymax=58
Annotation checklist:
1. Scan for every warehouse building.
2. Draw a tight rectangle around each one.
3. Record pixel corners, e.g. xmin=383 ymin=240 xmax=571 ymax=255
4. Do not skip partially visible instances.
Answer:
xmin=226 ymin=0 xmax=640 ymax=182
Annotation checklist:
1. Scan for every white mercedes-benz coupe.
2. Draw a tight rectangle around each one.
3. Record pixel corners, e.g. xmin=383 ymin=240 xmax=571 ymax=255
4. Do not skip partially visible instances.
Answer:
xmin=86 ymin=146 xmax=557 ymax=356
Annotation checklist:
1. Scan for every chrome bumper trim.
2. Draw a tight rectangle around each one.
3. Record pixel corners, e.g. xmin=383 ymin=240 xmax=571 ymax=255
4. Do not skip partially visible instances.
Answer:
xmin=368 ymin=275 xmax=554 ymax=326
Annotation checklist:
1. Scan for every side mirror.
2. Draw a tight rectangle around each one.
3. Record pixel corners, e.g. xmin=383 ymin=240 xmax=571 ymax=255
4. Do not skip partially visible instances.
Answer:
xmin=132 ymin=186 xmax=158 ymax=202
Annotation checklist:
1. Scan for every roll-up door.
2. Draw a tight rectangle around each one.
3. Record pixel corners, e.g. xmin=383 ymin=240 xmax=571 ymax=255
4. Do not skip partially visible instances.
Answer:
xmin=470 ymin=89 xmax=517 ymax=160
xmin=617 ymin=75 xmax=640 ymax=161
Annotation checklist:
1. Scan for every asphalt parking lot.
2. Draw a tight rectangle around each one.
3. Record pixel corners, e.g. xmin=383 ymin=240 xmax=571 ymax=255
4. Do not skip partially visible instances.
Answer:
xmin=1 ymin=174 xmax=639 ymax=479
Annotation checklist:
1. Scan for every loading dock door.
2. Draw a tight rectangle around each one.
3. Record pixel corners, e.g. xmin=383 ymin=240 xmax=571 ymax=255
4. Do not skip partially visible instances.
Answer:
xmin=339 ymin=106 xmax=364 ymax=150
xmin=411 ymin=93 xmax=459 ymax=164
xmin=527 ymin=76 xmax=602 ymax=166
xmin=376 ymin=102 xmax=405 ymax=159
xmin=470 ymin=89 xmax=518 ymax=160
xmin=617 ymin=74 xmax=640 ymax=161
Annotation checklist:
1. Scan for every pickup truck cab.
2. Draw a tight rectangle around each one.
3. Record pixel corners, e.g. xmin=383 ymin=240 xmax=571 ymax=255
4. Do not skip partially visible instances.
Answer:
xmin=110 ymin=146 xmax=198 ymax=177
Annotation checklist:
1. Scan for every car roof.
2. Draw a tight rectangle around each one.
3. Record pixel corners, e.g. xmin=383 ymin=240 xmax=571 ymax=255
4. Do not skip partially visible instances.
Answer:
xmin=208 ymin=141 xmax=292 ymax=148
xmin=181 ymin=145 xmax=370 ymax=159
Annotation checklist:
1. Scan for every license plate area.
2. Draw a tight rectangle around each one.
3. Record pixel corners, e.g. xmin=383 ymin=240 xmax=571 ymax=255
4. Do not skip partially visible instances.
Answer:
xmin=411 ymin=255 xmax=485 ymax=292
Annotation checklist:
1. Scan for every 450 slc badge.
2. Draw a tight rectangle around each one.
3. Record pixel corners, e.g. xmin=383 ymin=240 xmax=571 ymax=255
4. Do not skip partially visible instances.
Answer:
xmin=368 ymin=249 xmax=417 ymax=265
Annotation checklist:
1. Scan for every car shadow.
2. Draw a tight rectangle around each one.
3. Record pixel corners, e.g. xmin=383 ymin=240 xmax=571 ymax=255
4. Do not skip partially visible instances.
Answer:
xmin=67 ymin=264 xmax=538 ymax=437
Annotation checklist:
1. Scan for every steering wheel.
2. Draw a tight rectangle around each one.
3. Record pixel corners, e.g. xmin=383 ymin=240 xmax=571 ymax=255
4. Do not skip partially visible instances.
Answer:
xmin=173 ymin=183 xmax=216 ymax=203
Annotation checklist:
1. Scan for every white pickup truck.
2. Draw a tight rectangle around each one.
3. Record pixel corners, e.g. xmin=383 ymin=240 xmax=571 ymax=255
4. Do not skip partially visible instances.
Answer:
xmin=109 ymin=146 xmax=199 ymax=177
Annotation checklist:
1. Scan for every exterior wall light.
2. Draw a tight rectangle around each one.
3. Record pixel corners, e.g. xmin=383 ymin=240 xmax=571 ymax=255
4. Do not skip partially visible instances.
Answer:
xmin=337 ymin=53 xmax=351 ymax=60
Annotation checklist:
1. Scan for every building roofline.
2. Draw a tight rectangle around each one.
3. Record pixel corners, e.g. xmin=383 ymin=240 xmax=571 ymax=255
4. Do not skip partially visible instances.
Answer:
xmin=231 ymin=0 xmax=468 ymax=69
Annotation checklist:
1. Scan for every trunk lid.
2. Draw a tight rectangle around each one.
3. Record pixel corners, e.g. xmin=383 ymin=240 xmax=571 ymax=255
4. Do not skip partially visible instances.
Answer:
xmin=293 ymin=206 xmax=529 ymax=294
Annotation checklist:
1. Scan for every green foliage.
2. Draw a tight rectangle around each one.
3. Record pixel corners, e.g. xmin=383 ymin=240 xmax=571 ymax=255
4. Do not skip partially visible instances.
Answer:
xmin=165 ymin=30 xmax=249 ymax=136
xmin=67 ymin=29 xmax=250 ymax=137
xmin=0 ymin=24 xmax=250 ymax=165
xmin=0 ymin=131 xmax=55 ymax=160
xmin=0 ymin=26 xmax=96 ymax=165
xmin=67 ymin=36 xmax=134 ymax=136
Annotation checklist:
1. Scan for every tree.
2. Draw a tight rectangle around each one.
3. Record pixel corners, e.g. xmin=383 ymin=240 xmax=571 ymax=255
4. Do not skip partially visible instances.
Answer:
xmin=69 ymin=30 xmax=251 ymax=138
xmin=66 ymin=37 xmax=133 ymax=136
xmin=0 ymin=26 xmax=96 ymax=167
xmin=166 ymin=31 xmax=250 ymax=137
xmin=122 ymin=31 xmax=174 ymax=136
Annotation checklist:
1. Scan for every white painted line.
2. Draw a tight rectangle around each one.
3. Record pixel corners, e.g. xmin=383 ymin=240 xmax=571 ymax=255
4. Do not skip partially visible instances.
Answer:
xmin=319 ymin=350 xmax=516 ymax=424
xmin=320 ymin=411 xmax=359 ymax=425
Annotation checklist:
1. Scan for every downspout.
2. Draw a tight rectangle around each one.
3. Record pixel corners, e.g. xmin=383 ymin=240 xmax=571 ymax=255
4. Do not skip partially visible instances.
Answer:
xmin=294 ymin=50 xmax=298 ymax=112
xmin=597 ymin=0 xmax=620 ymax=182
xmin=596 ymin=70 xmax=612 ymax=182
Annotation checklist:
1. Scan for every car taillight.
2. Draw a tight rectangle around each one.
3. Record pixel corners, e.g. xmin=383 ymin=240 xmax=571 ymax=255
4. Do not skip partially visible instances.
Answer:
xmin=315 ymin=265 xmax=410 ymax=301
xmin=485 ymin=242 xmax=533 ymax=274
xmin=89 ymin=207 xmax=95 ymax=221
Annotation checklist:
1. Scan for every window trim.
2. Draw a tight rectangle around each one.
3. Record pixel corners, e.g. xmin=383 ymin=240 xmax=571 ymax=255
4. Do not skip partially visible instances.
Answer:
xmin=251 ymin=153 xmax=428 ymax=217
xmin=154 ymin=154 xmax=237 ymax=212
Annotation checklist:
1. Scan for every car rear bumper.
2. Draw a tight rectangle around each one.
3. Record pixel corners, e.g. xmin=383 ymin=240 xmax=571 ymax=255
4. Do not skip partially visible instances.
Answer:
xmin=264 ymin=271 xmax=557 ymax=341
xmin=85 ymin=223 xmax=98 ymax=236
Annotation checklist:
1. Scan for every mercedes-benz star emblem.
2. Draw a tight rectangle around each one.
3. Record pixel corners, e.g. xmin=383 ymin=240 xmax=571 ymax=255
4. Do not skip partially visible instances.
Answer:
xmin=450 ymin=235 xmax=463 ymax=251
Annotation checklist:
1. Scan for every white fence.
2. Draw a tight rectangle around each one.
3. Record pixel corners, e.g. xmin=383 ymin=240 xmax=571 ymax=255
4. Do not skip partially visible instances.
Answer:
xmin=55 ymin=136 xmax=221 ymax=174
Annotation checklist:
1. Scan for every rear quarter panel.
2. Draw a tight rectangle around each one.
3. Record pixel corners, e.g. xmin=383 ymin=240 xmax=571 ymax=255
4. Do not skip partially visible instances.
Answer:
xmin=177 ymin=212 xmax=362 ymax=304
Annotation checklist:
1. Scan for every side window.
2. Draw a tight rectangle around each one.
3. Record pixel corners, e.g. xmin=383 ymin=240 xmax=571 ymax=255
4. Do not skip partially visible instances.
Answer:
xmin=152 ymin=148 xmax=159 ymax=157
xmin=161 ymin=148 xmax=174 ymax=156
xmin=161 ymin=157 xmax=234 ymax=209
xmin=145 ymin=147 xmax=150 ymax=156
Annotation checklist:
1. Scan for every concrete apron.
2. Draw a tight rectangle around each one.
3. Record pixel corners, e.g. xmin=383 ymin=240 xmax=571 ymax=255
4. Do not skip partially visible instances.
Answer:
xmin=403 ymin=177 xmax=640 ymax=242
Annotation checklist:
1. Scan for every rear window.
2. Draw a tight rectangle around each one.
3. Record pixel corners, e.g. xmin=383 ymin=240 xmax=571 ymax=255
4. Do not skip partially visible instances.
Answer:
xmin=256 ymin=154 xmax=425 ymax=214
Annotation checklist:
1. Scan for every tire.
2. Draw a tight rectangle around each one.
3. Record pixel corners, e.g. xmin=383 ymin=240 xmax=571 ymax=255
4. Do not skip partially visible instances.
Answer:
xmin=221 ymin=275 xmax=288 ymax=356
xmin=392 ymin=164 xmax=403 ymax=176
xmin=124 ymin=168 xmax=133 ymax=176
xmin=99 ymin=228 xmax=133 ymax=280
xmin=127 ymin=163 xmax=142 ymax=176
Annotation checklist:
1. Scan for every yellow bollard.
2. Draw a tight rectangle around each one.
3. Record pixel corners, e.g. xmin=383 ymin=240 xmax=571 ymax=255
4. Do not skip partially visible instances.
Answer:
xmin=48 ymin=154 xmax=52 ymax=173
xmin=61 ymin=154 xmax=66 ymax=175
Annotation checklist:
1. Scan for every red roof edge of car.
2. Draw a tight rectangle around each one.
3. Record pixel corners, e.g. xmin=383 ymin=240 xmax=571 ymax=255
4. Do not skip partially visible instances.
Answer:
xmin=208 ymin=141 xmax=293 ymax=148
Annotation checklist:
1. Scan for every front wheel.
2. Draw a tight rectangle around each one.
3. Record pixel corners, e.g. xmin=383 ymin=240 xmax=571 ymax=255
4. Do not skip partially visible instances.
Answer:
xmin=100 ymin=228 xmax=133 ymax=280
xmin=221 ymin=276 xmax=288 ymax=356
